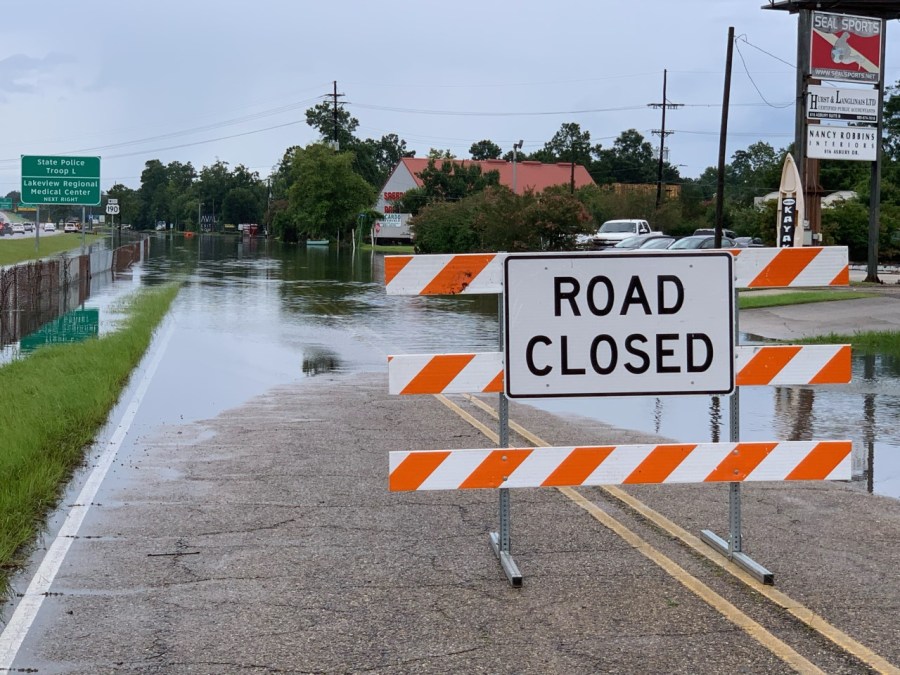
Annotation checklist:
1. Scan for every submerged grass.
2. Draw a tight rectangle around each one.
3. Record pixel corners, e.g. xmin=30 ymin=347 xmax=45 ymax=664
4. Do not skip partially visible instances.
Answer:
xmin=795 ymin=330 xmax=900 ymax=358
xmin=0 ymin=235 xmax=102 ymax=266
xmin=0 ymin=283 xmax=179 ymax=586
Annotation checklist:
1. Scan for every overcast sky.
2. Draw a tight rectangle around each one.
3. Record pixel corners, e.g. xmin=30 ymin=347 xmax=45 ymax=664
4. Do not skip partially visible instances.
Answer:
xmin=1 ymin=0 xmax=898 ymax=196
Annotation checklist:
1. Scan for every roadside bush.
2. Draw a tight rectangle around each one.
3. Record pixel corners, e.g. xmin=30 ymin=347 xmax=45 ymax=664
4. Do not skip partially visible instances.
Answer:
xmin=409 ymin=200 xmax=480 ymax=253
xmin=410 ymin=186 xmax=592 ymax=253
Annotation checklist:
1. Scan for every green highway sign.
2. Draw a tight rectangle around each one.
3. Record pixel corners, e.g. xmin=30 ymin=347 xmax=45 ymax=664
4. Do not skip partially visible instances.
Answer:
xmin=0 ymin=198 xmax=12 ymax=209
xmin=20 ymin=308 xmax=99 ymax=352
xmin=21 ymin=155 xmax=101 ymax=206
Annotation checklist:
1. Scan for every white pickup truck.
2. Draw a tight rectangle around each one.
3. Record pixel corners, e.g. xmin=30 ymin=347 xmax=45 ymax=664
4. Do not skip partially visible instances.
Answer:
xmin=591 ymin=219 xmax=652 ymax=249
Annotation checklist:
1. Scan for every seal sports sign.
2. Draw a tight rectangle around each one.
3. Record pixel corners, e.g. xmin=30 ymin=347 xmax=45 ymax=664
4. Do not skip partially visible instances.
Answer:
xmin=810 ymin=11 xmax=883 ymax=84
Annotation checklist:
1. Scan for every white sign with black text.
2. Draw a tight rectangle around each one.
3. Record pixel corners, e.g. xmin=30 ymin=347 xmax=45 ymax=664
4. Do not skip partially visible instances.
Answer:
xmin=807 ymin=84 xmax=878 ymax=123
xmin=807 ymin=126 xmax=877 ymax=161
xmin=503 ymin=252 xmax=735 ymax=398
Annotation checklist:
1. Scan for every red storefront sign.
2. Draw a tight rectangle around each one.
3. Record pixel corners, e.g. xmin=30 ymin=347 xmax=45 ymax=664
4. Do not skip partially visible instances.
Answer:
xmin=811 ymin=11 xmax=882 ymax=84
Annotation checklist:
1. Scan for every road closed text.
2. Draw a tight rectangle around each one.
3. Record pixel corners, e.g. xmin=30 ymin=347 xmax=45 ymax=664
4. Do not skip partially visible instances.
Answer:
xmin=504 ymin=253 xmax=735 ymax=398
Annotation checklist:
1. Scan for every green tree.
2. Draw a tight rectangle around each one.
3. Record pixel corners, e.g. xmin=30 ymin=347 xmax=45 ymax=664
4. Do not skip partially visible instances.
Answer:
xmin=222 ymin=187 xmax=261 ymax=224
xmin=282 ymin=143 xmax=376 ymax=241
xmin=884 ymin=80 xmax=900 ymax=161
xmin=592 ymin=129 xmax=661 ymax=184
xmin=729 ymin=141 xmax=784 ymax=205
xmin=305 ymin=101 xmax=358 ymax=150
xmin=427 ymin=148 xmax=456 ymax=159
xmin=536 ymin=123 xmax=592 ymax=169
xmin=469 ymin=139 xmax=502 ymax=160
xmin=415 ymin=159 xmax=500 ymax=203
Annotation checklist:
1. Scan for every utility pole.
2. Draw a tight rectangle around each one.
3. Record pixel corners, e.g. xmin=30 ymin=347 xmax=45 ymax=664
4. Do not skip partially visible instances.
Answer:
xmin=714 ymin=28 xmax=735 ymax=249
xmin=329 ymin=80 xmax=345 ymax=151
xmin=649 ymin=69 xmax=682 ymax=209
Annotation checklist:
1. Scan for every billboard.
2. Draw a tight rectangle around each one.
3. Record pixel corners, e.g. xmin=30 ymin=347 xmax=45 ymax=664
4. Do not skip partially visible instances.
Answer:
xmin=811 ymin=12 xmax=883 ymax=84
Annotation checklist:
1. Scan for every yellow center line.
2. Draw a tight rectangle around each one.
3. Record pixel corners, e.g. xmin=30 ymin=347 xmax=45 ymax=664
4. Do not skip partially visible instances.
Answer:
xmin=454 ymin=393 xmax=899 ymax=675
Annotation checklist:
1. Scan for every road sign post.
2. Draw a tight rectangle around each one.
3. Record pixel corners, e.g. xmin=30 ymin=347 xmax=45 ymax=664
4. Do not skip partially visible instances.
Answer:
xmin=21 ymin=155 xmax=101 ymax=206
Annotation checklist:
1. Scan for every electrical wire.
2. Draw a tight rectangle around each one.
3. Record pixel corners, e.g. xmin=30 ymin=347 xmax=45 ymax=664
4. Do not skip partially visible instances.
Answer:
xmin=734 ymin=35 xmax=794 ymax=109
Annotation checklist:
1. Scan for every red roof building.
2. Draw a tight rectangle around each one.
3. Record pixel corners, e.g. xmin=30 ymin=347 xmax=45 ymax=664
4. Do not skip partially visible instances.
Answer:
xmin=374 ymin=157 xmax=595 ymax=244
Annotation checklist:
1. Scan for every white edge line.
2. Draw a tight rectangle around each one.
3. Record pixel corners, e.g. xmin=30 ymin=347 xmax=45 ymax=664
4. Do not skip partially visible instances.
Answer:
xmin=0 ymin=321 xmax=176 ymax=669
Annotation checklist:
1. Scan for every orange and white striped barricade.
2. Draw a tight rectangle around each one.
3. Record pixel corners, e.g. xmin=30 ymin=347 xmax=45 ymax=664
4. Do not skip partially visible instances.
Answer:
xmin=387 ymin=344 xmax=852 ymax=395
xmin=384 ymin=247 xmax=850 ymax=296
xmin=389 ymin=441 xmax=852 ymax=492
xmin=385 ymin=247 xmax=851 ymax=585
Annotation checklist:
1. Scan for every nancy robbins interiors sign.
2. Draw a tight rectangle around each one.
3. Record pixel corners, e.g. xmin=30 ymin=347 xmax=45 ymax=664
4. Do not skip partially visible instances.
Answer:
xmin=21 ymin=155 xmax=101 ymax=206
xmin=503 ymin=252 xmax=735 ymax=398
xmin=806 ymin=126 xmax=877 ymax=161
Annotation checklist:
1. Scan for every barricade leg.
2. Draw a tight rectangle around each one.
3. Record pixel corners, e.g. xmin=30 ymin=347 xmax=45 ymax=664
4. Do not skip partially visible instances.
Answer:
xmin=489 ymin=391 xmax=522 ymax=587
xmin=700 ymin=382 xmax=774 ymax=584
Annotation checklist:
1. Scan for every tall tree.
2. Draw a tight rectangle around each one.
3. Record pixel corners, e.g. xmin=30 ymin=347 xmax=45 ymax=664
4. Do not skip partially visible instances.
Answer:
xmin=884 ymin=80 xmax=900 ymax=161
xmin=537 ymin=123 xmax=592 ymax=166
xmin=592 ymin=129 xmax=661 ymax=184
xmin=469 ymin=139 xmax=502 ymax=160
xmin=305 ymin=101 xmax=358 ymax=150
xmin=729 ymin=141 xmax=783 ymax=204
xmin=282 ymin=143 xmax=375 ymax=241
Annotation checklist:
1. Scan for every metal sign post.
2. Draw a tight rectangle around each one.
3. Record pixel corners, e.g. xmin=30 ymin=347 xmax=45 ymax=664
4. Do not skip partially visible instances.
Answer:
xmin=700 ymin=290 xmax=774 ymax=584
xmin=488 ymin=290 xmax=523 ymax=587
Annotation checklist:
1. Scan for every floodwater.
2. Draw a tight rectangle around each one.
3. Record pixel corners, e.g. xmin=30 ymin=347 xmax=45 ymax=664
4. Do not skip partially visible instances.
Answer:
xmin=9 ymin=233 xmax=900 ymax=499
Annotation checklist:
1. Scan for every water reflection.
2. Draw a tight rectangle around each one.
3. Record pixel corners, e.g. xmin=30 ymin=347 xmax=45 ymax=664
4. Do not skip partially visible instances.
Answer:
xmin=302 ymin=347 xmax=341 ymax=376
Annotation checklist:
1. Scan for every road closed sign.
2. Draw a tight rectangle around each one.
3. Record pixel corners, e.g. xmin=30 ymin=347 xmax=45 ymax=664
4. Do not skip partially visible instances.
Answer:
xmin=503 ymin=252 xmax=734 ymax=398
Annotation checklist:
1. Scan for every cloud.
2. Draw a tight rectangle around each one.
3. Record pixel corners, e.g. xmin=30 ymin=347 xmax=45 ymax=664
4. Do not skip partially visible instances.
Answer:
xmin=0 ymin=53 xmax=76 ymax=99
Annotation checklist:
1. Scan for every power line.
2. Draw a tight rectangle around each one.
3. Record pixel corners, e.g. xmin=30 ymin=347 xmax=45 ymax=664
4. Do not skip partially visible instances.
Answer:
xmin=734 ymin=36 xmax=794 ymax=109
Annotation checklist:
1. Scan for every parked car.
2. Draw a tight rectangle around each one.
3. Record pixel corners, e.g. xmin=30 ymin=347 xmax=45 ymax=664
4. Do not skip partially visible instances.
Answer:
xmin=592 ymin=219 xmax=653 ymax=249
xmin=609 ymin=233 xmax=673 ymax=251
xmin=669 ymin=235 xmax=736 ymax=250
xmin=11 ymin=223 xmax=25 ymax=234
xmin=694 ymin=227 xmax=737 ymax=240
xmin=734 ymin=236 xmax=765 ymax=248
xmin=636 ymin=236 xmax=676 ymax=250
xmin=43 ymin=222 xmax=56 ymax=232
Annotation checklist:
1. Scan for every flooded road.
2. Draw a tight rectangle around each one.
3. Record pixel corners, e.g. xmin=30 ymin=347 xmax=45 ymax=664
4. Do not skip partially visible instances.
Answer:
xmin=15 ymin=233 xmax=900 ymax=499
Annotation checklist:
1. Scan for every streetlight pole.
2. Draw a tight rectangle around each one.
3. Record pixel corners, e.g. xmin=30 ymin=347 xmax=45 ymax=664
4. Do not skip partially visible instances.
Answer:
xmin=512 ymin=140 xmax=523 ymax=194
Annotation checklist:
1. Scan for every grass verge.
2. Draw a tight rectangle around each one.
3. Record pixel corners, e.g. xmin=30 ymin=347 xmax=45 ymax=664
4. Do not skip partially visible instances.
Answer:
xmin=359 ymin=243 xmax=415 ymax=253
xmin=0 ymin=235 xmax=102 ymax=266
xmin=0 ymin=283 xmax=180 ymax=588
xmin=738 ymin=289 xmax=875 ymax=310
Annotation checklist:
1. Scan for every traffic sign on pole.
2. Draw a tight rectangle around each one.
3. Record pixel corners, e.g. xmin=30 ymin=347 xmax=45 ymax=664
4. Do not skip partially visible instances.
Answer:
xmin=106 ymin=203 xmax=119 ymax=215
xmin=21 ymin=155 xmax=101 ymax=206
